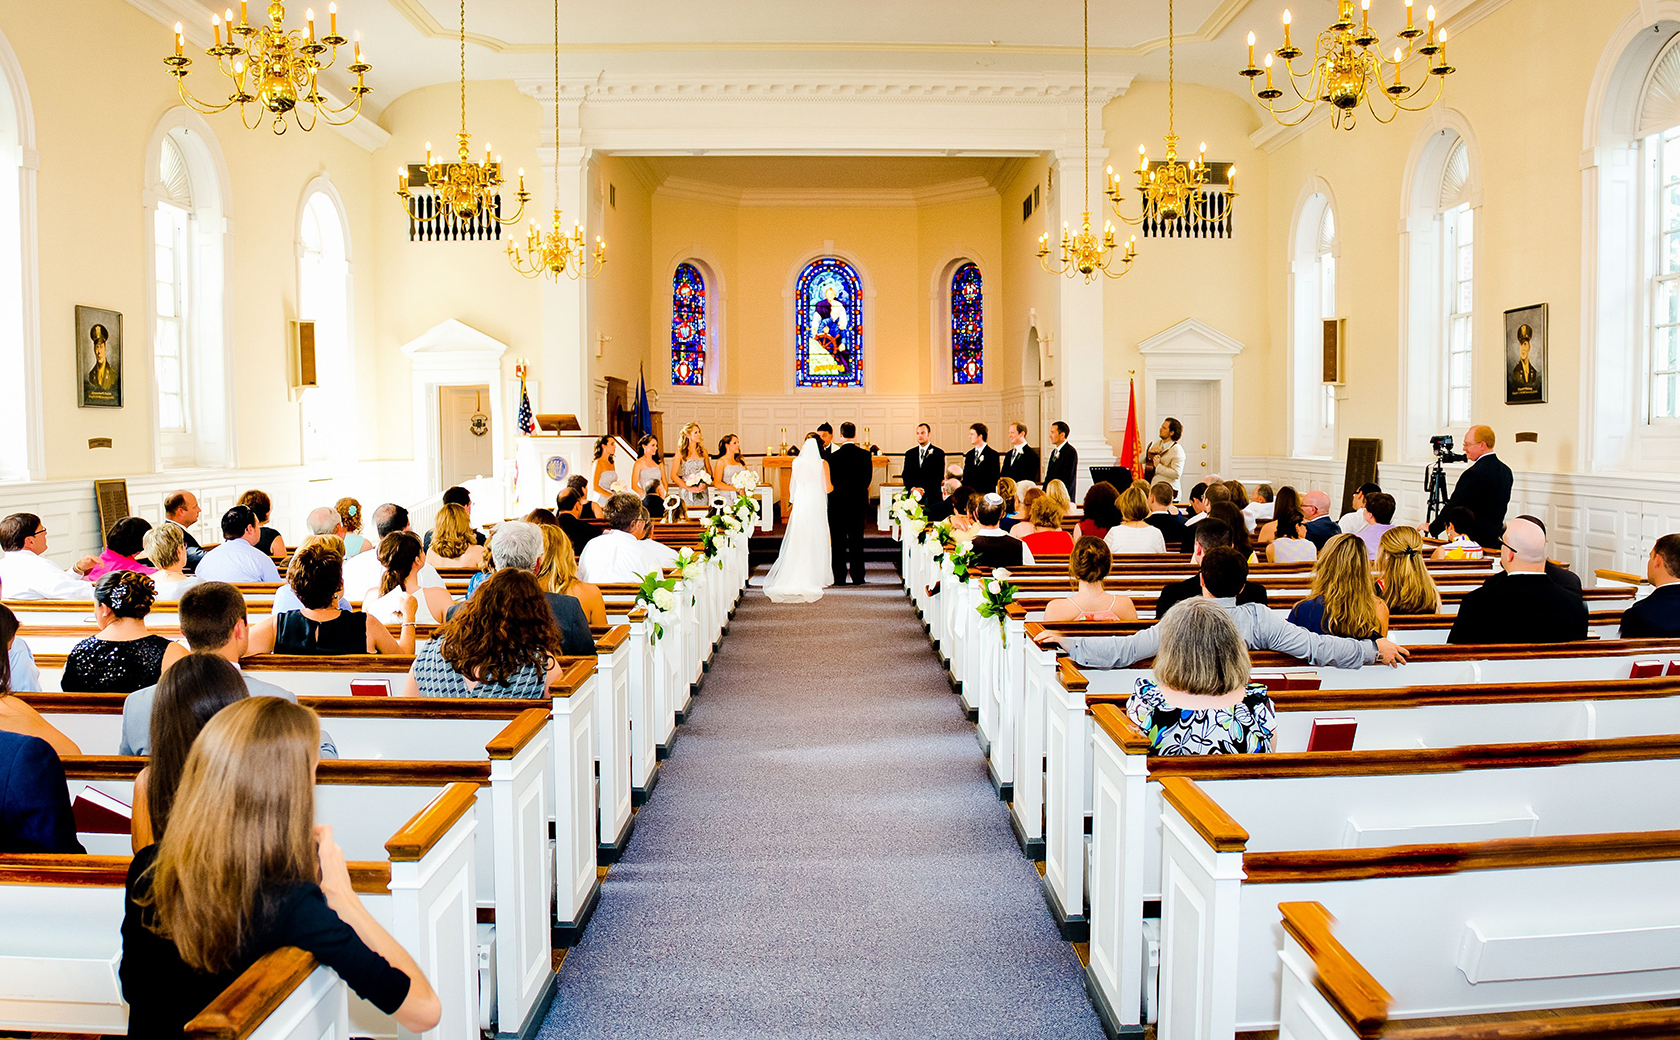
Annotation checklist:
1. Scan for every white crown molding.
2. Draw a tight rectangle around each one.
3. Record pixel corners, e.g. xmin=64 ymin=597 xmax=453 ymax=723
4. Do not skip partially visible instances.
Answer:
xmin=400 ymin=318 xmax=509 ymax=362
xmin=522 ymin=72 xmax=1132 ymax=105
xmin=653 ymin=175 xmax=998 ymax=210
xmin=1246 ymin=0 xmax=1515 ymax=154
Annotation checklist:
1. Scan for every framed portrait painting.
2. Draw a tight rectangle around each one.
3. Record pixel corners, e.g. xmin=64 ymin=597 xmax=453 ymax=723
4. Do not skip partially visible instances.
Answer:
xmin=1503 ymin=303 xmax=1546 ymax=405
xmin=76 ymin=306 xmax=123 ymax=408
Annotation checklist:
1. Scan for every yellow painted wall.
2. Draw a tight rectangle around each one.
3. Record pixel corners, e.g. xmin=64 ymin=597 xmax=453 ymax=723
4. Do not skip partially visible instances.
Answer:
xmin=999 ymin=155 xmax=1053 ymax=395
xmin=590 ymin=154 xmax=653 ymax=391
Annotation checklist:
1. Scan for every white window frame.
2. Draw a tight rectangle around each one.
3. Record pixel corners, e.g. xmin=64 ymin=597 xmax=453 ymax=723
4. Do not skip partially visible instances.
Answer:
xmin=297 ymin=181 xmax=356 ymax=466
xmin=152 ymin=190 xmax=190 ymax=434
xmin=1646 ymin=124 xmax=1680 ymax=422
xmin=1288 ymin=182 xmax=1339 ymax=459
xmin=0 ymin=25 xmax=41 ymax=481
xmin=1443 ymin=199 xmax=1475 ymax=427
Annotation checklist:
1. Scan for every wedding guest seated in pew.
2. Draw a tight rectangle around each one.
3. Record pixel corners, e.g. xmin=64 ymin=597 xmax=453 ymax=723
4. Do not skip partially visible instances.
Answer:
xmin=1242 ymin=483 xmax=1275 ymax=535
xmin=1007 ymin=485 xmax=1044 ymax=538
xmin=1208 ymin=501 xmax=1255 ymax=561
xmin=1050 ymin=548 xmax=1408 ymax=668
xmin=1286 ymin=534 xmax=1389 ymax=638
xmin=140 ymin=583 xmax=336 ymax=759
xmin=1354 ymin=492 xmax=1399 ymax=561
xmin=1428 ymin=504 xmax=1484 ymax=560
xmin=360 ymin=532 xmax=448 ymax=626
xmin=578 ymin=493 xmax=678 ymax=585
xmin=969 ymin=494 xmax=1035 ymax=568
xmin=0 ymin=600 xmax=40 ymax=692
xmin=421 ymin=488 xmax=484 ymax=553
xmin=1254 ymin=486 xmax=1300 ymax=547
xmin=161 ymin=491 xmax=205 ymax=571
xmin=87 ymin=517 xmax=156 ymax=581
xmin=123 ymin=697 xmax=441 ymax=1037
xmin=425 ymin=503 xmax=488 ymax=573
xmin=1620 ymin=533 xmax=1680 ymax=638
xmin=1145 ymin=482 xmax=1189 ymax=552
xmin=0 ymin=511 xmax=96 ymax=599
xmin=342 ymin=504 xmax=448 ymax=603
xmin=143 ymin=523 xmax=199 ymax=601
xmin=1126 ymin=598 xmax=1275 ymax=755
xmin=1042 ymin=537 xmax=1138 ymax=623
xmin=1339 ymin=481 xmax=1380 ymax=535
xmin=538 ymin=525 xmax=607 ymax=627
xmin=0 ymin=729 xmax=81 ymax=853
xmin=272 ymin=535 xmax=352 ymax=616
xmin=524 ymin=508 xmax=559 ymax=526
xmin=1106 ymin=486 xmax=1169 ymax=555
xmin=62 ymin=572 xmax=173 ymax=694
xmin=1376 ymin=526 xmax=1442 ymax=616
xmin=457 ymin=521 xmax=594 ymax=656
xmin=407 ymin=569 xmax=569 ymax=699
xmin=1266 ymin=510 xmax=1318 ymax=564
xmin=196 ymin=506 xmax=281 ymax=584
xmin=995 ymin=478 xmax=1019 ymax=526
xmin=0 ymin=605 xmax=76 ymax=755
xmin=1043 ymin=478 xmax=1073 ymax=516
xmin=1077 ymin=482 xmax=1121 ymax=540
xmin=1157 ymin=519 xmax=1269 ymax=617
xmin=947 ymin=488 xmax=980 ymax=543
xmin=1018 ymin=497 xmax=1075 ymax=556
xmin=336 ymin=497 xmax=371 ymax=557
xmin=1449 ymin=517 xmax=1589 ymax=644
xmin=132 ymin=652 xmax=250 ymax=849
xmin=554 ymin=487 xmax=601 ymax=556
xmin=1301 ymin=490 xmax=1340 ymax=549
xmin=1183 ymin=482 xmax=1211 ymax=530
xmin=250 ymin=542 xmax=415 ymax=657
xmin=238 ymin=489 xmax=288 ymax=560
xmin=1517 ymin=513 xmax=1586 ymax=594
xmin=567 ymin=474 xmax=598 ymax=520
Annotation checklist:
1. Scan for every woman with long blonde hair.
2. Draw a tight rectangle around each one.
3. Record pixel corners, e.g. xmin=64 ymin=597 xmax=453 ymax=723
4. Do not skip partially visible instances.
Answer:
xmin=1377 ymin=526 xmax=1442 ymax=615
xmin=425 ymin=502 xmax=487 ymax=571
xmin=1286 ymin=533 xmax=1388 ymax=637
xmin=1042 ymin=479 xmax=1074 ymax=515
xmin=121 ymin=697 xmax=440 ymax=1037
xmin=671 ymin=421 xmax=711 ymax=508
xmin=537 ymin=524 xmax=607 ymax=626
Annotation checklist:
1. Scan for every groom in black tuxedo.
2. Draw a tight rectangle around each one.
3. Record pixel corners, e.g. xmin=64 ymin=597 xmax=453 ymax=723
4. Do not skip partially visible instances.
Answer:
xmin=828 ymin=422 xmax=873 ymax=585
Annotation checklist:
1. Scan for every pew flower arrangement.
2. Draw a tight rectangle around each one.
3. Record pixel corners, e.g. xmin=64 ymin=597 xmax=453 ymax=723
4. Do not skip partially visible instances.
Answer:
xmin=948 ymin=544 xmax=980 ymax=581
xmin=635 ymin=570 xmax=680 ymax=645
xmin=975 ymin=568 xmax=1018 ymax=647
xmin=674 ymin=547 xmax=705 ymax=602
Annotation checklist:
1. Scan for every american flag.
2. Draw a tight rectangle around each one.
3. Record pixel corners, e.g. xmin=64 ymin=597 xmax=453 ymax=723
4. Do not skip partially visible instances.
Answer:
xmin=517 ymin=365 xmax=536 ymax=436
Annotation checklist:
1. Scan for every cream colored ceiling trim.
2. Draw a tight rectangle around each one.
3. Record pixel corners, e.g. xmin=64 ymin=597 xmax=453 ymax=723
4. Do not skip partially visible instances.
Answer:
xmin=517 ymin=72 xmax=1132 ymax=105
xmin=654 ymin=175 xmax=998 ymax=209
xmin=385 ymin=0 xmax=1251 ymax=58
xmin=1247 ymin=0 xmax=1514 ymax=154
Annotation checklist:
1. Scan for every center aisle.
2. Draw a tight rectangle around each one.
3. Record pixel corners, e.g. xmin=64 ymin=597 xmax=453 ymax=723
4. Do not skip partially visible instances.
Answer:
xmin=541 ymin=568 xmax=1106 ymax=1039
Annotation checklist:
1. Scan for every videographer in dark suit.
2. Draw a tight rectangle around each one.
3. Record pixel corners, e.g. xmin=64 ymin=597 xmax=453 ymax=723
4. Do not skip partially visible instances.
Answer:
xmin=1043 ymin=421 xmax=1078 ymax=497
xmin=1426 ymin=424 xmax=1512 ymax=551
xmin=1000 ymin=422 xmax=1041 ymax=485
xmin=901 ymin=423 xmax=945 ymax=504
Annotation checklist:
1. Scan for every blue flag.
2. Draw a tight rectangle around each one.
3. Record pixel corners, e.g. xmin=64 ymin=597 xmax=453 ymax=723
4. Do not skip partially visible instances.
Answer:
xmin=634 ymin=365 xmax=652 ymax=437
xmin=517 ymin=376 xmax=536 ymax=436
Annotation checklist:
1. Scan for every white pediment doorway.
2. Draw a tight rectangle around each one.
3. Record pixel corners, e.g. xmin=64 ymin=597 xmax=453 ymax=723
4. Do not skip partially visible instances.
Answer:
xmin=401 ymin=319 xmax=509 ymax=501
xmin=1138 ymin=318 xmax=1244 ymax=486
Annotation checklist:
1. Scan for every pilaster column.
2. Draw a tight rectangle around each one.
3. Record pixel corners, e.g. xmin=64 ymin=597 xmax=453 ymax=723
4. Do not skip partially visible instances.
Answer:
xmin=1050 ymin=148 xmax=1114 ymax=484
xmin=538 ymin=145 xmax=591 ymax=422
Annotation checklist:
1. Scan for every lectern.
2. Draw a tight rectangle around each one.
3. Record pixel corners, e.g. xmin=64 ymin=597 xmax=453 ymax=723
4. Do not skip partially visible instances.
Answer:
xmin=514 ymin=414 xmax=588 ymax=514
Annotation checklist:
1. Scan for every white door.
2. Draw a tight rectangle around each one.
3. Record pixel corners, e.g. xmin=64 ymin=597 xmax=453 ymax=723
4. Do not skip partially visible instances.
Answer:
xmin=439 ymin=385 xmax=494 ymax=489
xmin=1156 ymin=379 xmax=1220 ymax=483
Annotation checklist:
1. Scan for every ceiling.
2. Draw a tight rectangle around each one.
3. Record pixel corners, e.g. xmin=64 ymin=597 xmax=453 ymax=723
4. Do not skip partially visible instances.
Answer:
xmin=640 ymin=156 xmax=1018 ymax=192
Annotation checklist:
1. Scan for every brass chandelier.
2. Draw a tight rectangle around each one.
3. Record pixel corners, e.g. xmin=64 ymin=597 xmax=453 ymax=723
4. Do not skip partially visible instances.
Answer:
xmin=1240 ymin=0 xmax=1456 ymax=130
xmin=164 ymin=1 xmax=371 ymax=135
xmin=1107 ymin=0 xmax=1235 ymax=227
xmin=1038 ymin=0 xmax=1137 ymax=283
xmin=508 ymin=0 xmax=606 ymax=281
xmin=397 ymin=0 xmax=530 ymax=225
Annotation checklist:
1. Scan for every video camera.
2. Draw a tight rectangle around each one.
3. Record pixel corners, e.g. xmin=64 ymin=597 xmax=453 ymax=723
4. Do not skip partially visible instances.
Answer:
xmin=1429 ymin=434 xmax=1467 ymax=464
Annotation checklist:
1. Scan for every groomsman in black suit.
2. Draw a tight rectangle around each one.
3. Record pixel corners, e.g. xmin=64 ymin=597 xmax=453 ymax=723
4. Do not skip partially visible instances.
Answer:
xmin=816 ymin=423 xmax=835 ymax=461
xmin=1042 ymin=421 xmax=1079 ymax=497
xmin=828 ymin=423 xmax=874 ymax=585
xmin=901 ymin=423 xmax=945 ymax=504
xmin=1000 ymin=422 xmax=1041 ymax=485
xmin=960 ymin=422 xmax=1001 ymax=493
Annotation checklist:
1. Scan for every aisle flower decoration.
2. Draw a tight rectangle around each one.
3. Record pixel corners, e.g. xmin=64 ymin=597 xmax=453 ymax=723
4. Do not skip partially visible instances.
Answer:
xmin=674 ymin=547 xmax=704 ymax=602
xmin=949 ymin=544 xmax=980 ymax=581
xmin=635 ymin=569 xmax=679 ymax=645
xmin=976 ymin=567 xmax=1018 ymax=647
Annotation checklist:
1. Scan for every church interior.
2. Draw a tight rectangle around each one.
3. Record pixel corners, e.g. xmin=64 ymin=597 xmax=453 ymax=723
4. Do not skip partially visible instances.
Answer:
xmin=4 ymin=0 xmax=1680 ymax=1038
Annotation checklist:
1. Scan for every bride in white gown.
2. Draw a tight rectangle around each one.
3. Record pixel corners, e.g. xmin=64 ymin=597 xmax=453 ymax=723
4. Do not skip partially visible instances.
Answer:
xmin=761 ymin=436 xmax=833 ymax=603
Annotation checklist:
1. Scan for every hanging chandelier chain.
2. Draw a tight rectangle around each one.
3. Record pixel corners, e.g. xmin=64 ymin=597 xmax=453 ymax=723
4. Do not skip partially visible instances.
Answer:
xmin=553 ymin=0 xmax=560 ymax=198
xmin=1168 ymin=0 xmax=1175 ymax=138
xmin=1083 ymin=0 xmax=1090 ymax=203
xmin=459 ymin=0 xmax=467 ymax=140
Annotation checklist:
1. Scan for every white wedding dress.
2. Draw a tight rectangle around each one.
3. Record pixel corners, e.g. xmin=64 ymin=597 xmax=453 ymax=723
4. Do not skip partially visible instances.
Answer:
xmin=761 ymin=437 xmax=833 ymax=603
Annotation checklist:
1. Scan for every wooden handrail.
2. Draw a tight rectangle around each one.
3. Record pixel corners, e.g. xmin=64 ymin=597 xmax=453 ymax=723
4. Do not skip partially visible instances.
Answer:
xmin=17 ymin=690 xmax=550 ymax=718
xmin=592 ymin=624 xmax=630 ymax=651
xmin=1044 ymin=636 xmax=1680 ymax=672
xmin=1145 ymin=733 xmax=1680 ymax=780
xmin=1278 ymin=902 xmax=1392 ymax=1039
xmin=1016 ymin=610 xmax=1624 ymax=636
xmin=59 ymin=756 xmax=489 ymax=786
xmin=0 ymin=853 xmax=131 ymax=885
xmin=1089 ymin=702 xmax=1152 ymax=755
xmin=1158 ymin=777 xmax=1249 ymax=852
xmin=549 ymin=658 xmax=598 ymax=698
xmin=485 ymin=709 xmax=551 ymax=759
xmin=1244 ymin=828 xmax=1680 ymax=884
xmin=1596 ymin=568 xmax=1646 ymax=586
xmin=1383 ymin=1006 xmax=1680 ymax=1040
xmin=1079 ymin=676 xmax=1680 ymax=714
xmin=384 ymin=781 xmax=478 ymax=862
xmin=183 ymin=947 xmax=319 ymax=1040
xmin=1056 ymin=657 xmax=1088 ymax=693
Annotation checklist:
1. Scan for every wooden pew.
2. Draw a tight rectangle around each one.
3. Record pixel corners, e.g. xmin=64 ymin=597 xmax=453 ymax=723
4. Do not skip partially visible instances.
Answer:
xmin=185 ymin=947 xmax=353 ymax=1040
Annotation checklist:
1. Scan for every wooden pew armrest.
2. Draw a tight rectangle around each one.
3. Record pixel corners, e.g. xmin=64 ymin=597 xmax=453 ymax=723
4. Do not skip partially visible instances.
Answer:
xmin=185 ymin=947 xmax=318 ymax=1040
xmin=383 ymin=782 xmax=479 ymax=862
xmin=1279 ymin=901 xmax=1392 ymax=1039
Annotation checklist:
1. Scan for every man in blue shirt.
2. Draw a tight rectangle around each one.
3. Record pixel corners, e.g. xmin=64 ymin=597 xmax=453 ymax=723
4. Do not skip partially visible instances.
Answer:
xmin=194 ymin=505 xmax=281 ymax=583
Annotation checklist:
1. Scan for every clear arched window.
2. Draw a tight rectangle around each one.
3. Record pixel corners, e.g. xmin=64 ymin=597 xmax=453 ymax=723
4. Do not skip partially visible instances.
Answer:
xmin=795 ymin=257 xmax=863 ymax=388
xmin=950 ymin=262 xmax=983 ymax=385
xmin=671 ymin=262 xmax=707 ymax=387
xmin=1291 ymin=191 xmax=1338 ymax=457
xmin=1439 ymin=139 xmax=1475 ymax=426
xmin=298 ymin=189 xmax=352 ymax=464
xmin=1646 ymin=38 xmax=1680 ymax=420
xmin=1316 ymin=207 xmax=1339 ymax=431
xmin=0 ymin=35 xmax=33 ymax=481
xmin=152 ymin=137 xmax=193 ymax=433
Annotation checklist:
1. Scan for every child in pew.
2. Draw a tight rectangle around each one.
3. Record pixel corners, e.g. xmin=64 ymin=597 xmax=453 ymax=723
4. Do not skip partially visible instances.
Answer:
xmin=405 ymin=569 xmax=568 ymax=699
xmin=249 ymin=542 xmax=415 ymax=657
xmin=1042 ymin=537 xmax=1138 ymax=623
xmin=122 ymin=697 xmax=441 ymax=1037
xmin=138 ymin=583 xmax=336 ymax=760
xmin=1376 ymin=527 xmax=1443 ymax=616
xmin=132 ymin=653 xmax=250 ymax=851
xmin=1126 ymin=598 xmax=1276 ymax=755
xmin=1429 ymin=505 xmax=1485 ymax=561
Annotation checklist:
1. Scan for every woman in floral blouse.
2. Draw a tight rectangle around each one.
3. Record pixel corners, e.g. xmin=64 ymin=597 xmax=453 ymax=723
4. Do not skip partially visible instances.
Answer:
xmin=1125 ymin=598 xmax=1275 ymax=755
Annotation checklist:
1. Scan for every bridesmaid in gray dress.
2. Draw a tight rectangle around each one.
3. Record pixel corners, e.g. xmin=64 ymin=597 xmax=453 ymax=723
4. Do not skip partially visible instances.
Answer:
xmin=634 ymin=435 xmax=666 ymax=512
xmin=589 ymin=435 xmax=619 ymax=509
xmin=715 ymin=434 xmax=749 ymax=502
xmin=671 ymin=422 xmax=711 ymax=509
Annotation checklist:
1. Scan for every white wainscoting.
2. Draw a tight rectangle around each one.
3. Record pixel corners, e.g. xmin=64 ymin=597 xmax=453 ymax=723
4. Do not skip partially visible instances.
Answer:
xmin=1233 ymin=455 xmax=1680 ymax=578
xmin=0 ymin=461 xmax=427 ymax=570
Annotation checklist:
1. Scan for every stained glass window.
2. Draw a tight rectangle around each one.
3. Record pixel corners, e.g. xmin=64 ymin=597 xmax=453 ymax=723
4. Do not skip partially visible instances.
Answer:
xmin=795 ymin=257 xmax=863 ymax=388
xmin=671 ymin=262 xmax=707 ymax=387
xmin=950 ymin=262 xmax=983 ymax=384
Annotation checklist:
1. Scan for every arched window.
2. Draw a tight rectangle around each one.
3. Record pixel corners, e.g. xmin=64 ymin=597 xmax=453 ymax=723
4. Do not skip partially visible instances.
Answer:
xmin=795 ymin=257 xmax=863 ymax=388
xmin=1439 ymin=140 xmax=1475 ymax=426
xmin=298 ymin=188 xmax=353 ymax=465
xmin=671 ymin=262 xmax=707 ymax=387
xmin=153 ymin=138 xmax=192 ymax=434
xmin=950 ymin=262 xmax=983 ymax=384
xmin=1290 ymin=189 xmax=1338 ymax=457
xmin=0 ymin=28 xmax=38 ymax=481
xmin=1645 ymin=39 xmax=1680 ymax=421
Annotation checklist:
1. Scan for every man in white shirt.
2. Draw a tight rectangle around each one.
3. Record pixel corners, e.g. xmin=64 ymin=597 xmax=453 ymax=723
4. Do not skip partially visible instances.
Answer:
xmin=579 ymin=493 xmax=679 ymax=584
xmin=195 ymin=505 xmax=282 ymax=583
xmin=1339 ymin=482 xmax=1381 ymax=535
xmin=162 ymin=491 xmax=205 ymax=570
xmin=342 ymin=503 xmax=449 ymax=603
xmin=1241 ymin=484 xmax=1274 ymax=534
xmin=0 ymin=512 xmax=97 ymax=600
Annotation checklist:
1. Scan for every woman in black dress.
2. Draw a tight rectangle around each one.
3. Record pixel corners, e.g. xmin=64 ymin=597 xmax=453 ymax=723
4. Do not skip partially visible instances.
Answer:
xmin=237 ymin=489 xmax=287 ymax=560
xmin=121 ymin=696 xmax=440 ymax=1037
xmin=61 ymin=572 xmax=173 ymax=693
xmin=251 ymin=541 xmax=414 ymax=656
xmin=130 ymin=652 xmax=248 ymax=850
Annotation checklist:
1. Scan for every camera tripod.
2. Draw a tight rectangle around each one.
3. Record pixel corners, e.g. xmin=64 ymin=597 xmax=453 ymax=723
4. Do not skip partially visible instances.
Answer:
xmin=1423 ymin=458 xmax=1451 ymax=527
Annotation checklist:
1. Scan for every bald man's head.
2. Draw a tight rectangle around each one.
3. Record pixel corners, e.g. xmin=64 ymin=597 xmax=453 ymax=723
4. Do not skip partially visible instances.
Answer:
xmin=1502 ymin=517 xmax=1547 ymax=569
xmin=1302 ymin=490 xmax=1330 ymax=519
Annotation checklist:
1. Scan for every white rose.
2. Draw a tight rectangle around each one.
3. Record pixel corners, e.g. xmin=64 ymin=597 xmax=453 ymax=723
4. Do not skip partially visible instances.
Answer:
xmin=652 ymin=587 xmax=676 ymax=611
xmin=992 ymin=568 xmax=1010 ymax=581
xmin=986 ymin=580 xmax=998 ymax=595
xmin=609 ymin=481 xmax=628 ymax=493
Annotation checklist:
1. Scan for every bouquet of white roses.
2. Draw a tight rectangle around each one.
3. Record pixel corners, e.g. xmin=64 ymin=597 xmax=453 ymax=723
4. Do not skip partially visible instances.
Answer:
xmin=975 ymin=567 xmax=1018 ymax=647
xmin=634 ymin=570 xmax=680 ymax=645
xmin=674 ymin=547 xmax=704 ymax=603
xmin=729 ymin=469 xmax=760 ymax=492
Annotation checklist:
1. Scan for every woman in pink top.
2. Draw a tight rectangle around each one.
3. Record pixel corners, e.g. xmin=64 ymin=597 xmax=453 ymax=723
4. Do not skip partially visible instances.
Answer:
xmin=87 ymin=517 xmax=157 ymax=581
xmin=1042 ymin=536 xmax=1138 ymax=623
xmin=1020 ymin=497 xmax=1075 ymax=556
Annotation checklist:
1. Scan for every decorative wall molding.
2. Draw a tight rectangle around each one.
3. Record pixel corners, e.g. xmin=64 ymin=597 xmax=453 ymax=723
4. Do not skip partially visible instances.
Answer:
xmin=400 ymin=320 xmax=510 ymax=499
xmin=653 ymin=175 xmax=999 ymax=210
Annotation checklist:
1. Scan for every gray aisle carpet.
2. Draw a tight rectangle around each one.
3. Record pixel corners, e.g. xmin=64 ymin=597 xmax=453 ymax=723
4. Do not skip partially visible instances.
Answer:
xmin=540 ymin=565 xmax=1106 ymax=1040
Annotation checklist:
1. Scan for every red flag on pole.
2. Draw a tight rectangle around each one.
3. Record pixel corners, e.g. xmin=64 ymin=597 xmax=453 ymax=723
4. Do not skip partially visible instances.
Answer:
xmin=1120 ymin=376 xmax=1142 ymax=477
